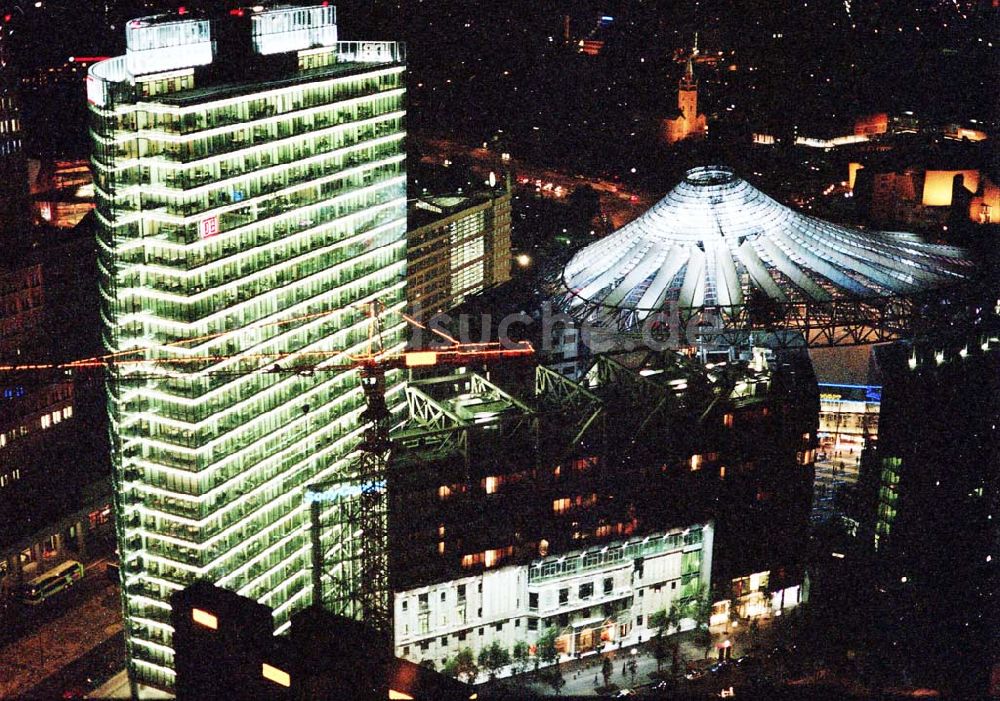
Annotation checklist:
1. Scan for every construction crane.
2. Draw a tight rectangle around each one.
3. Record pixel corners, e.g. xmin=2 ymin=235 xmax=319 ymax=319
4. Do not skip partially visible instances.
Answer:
xmin=0 ymin=302 xmax=533 ymax=640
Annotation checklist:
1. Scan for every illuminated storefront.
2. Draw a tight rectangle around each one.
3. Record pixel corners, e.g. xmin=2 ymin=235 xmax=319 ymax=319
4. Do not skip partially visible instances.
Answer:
xmin=817 ymin=383 xmax=880 ymax=455
xmin=728 ymin=570 xmax=802 ymax=621
xmin=89 ymin=5 xmax=406 ymax=690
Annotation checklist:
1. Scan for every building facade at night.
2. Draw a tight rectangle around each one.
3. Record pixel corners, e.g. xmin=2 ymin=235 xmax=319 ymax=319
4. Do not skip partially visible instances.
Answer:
xmin=386 ymin=350 xmax=815 ymax=668
xmin=407 ymin=180 xmax=512 ymax=316
xmin=0 ymin=17 xmax=28 ymax=244
xmin=859 ymin=320 xmax=998 ymax=696
xmin=88 ymin=5 xmax=406 ymax=689
xmin=817 ymin=382 xmax=880 ymax=456
xmin=394 ymin=523 xmax=713 ymax=666
xmin=0 ymin=264 xmax=45 ymax=360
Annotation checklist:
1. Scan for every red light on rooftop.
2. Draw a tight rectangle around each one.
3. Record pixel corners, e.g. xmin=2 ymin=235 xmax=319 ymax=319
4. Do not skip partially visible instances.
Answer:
xmin=229 ymin=8 xmax=244 ymax=16
xmin=178 ymin=5 xmax=187 ymax=15
xmin=3 ymin=14 xmax=10 ymax=21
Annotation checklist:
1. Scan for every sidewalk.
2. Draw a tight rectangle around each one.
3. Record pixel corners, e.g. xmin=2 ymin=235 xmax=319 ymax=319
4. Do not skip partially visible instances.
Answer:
xmin=508 ymin=626 xmax=748 ymax=697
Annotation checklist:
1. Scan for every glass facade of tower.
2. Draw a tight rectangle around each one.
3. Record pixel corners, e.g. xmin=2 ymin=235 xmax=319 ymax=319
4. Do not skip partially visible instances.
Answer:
xmin=88 ymin=7 xmax=406 ymax=690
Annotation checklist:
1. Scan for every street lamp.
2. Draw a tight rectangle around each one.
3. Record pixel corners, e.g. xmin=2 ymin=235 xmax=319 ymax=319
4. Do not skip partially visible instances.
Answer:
xmin=627 ymin=648 xmax=638 ymax=684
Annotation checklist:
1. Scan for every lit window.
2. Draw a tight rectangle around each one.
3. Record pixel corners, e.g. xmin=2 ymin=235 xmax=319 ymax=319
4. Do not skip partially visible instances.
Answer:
xmin=690 ymin=454 xmax=702 ymax=471
xmin=63 ymin=406 xmax=73 ymax=419
xmin=438 ymin=485 xmax=451 ymax=500
xmin=483 ymin=476 xmax=498 ymax=494
xmin=719 ymin=466 xmax=726 ymax=479
xmin=191 ymin=608 xmax=218 ymax=630
xmin=723 ymin=413 xmax=734 ymax=428
xmin=552 ymin=498 xmax=570 ymax=514
xmin=52 ymin=411 xmax=61 ymax=424
xmin=261 ymin=663 xmax=290 ymax=687
xmin=40 ymin=414 xmax=51 ymax=429
xmin=484 ymin=546 xmax=512 ymax=568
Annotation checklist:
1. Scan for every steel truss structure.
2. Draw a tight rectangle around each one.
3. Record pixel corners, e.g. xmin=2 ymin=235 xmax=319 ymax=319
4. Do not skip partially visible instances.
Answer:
xmin=562 ymin=289 xmax=938 ymax=348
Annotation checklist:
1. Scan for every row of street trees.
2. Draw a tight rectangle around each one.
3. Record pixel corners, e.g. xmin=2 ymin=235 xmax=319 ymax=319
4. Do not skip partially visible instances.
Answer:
xmin=432 ymin=626 xmax=563 ymax=687
xmin=428 ymin=585 xmax=713 ymax=690
xmin=648 ymin=583 xmax=714 ymax=678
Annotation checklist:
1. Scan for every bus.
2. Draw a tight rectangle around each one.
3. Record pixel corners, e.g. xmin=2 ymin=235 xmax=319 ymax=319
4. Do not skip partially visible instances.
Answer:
xmin=18 ymin=560 xmax=85 ymax=605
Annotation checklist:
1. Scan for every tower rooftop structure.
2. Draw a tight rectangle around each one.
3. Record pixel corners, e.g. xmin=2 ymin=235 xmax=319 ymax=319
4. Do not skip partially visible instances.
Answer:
xmin=560 ymin=166 xmax=973 ymax=346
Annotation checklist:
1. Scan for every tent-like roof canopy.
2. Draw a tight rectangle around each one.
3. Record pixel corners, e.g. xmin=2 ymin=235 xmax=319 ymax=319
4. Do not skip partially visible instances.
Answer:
xmin=561 ymin=166 xmax=972 ymax=340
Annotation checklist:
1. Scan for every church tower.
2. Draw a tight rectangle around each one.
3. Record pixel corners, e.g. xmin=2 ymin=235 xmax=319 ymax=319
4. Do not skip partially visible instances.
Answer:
xmin=661 ymin=36 xmax=707 ymax=145
xmin=678 ymin=56 xmax=698 ymax=123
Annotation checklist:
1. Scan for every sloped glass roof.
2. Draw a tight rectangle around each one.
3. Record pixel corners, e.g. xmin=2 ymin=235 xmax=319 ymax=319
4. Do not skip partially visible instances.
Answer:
xmin=562 ymin=166 xmax=972 ymax=319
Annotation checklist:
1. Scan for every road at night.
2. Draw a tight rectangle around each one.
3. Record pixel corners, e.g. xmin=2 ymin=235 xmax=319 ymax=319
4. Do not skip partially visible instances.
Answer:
xmin=418 ymin=135 xmax=651 ymax=229
xmin=0 ymin=560 xmax=122 ymax=698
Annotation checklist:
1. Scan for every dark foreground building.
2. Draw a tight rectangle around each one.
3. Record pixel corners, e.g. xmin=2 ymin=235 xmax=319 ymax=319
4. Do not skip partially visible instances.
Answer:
xmin=860 ymin=319 xmax=998 ymax=697
xmin=171 ymin=580 xmax=472 ymax=700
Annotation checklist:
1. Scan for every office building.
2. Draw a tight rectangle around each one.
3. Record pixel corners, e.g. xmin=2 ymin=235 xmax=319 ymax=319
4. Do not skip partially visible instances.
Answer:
xmin=407 ymin=179 xmax=512 ymax=316
xmin=88 ymin=5 xmax=407 ymax=689
xmin=0 ymin=17 xmax=28 ymax=243
xmin=0 ymin=264 xmax=45 ymax=361
xmin=860 ymin=319 xmax=998 ymax=696
xmin=386 ymin=349 xmax=815 ymax=668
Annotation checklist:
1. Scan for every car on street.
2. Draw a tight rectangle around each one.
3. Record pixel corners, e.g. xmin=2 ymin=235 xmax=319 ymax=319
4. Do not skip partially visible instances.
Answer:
xmin=709 ymin=659 xmax=734 ymax=675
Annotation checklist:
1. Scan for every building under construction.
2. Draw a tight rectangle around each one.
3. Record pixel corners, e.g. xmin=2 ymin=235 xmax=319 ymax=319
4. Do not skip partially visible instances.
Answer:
xmin=366 ymin=347 xmax=817 ymax=666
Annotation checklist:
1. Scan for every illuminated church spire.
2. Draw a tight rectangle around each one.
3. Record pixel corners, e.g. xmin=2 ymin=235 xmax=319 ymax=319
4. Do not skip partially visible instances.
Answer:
xmin=661 ymin=37 xmax=707 ymax=144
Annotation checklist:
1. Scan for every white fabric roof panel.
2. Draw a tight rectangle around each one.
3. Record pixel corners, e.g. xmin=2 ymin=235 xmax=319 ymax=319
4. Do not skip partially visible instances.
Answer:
xmin=561 ymin=166 xmax=972 ymax=316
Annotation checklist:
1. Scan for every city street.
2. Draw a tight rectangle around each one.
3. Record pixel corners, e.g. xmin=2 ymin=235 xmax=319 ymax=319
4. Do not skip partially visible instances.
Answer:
xmin=811 ymin=448 xmax=862 ymax=524
xmin=0 ymin=558 xmax=122 ymax=698
xmin=499 ymin=627 xmax=752 ymax=698
xmin=417 ymin=135 xmax=651 ymax=229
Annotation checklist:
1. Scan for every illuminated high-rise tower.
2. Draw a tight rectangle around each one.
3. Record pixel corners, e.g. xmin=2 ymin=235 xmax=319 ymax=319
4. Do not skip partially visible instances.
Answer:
xmin=87 ymin=5 xmax=406 ymax=690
